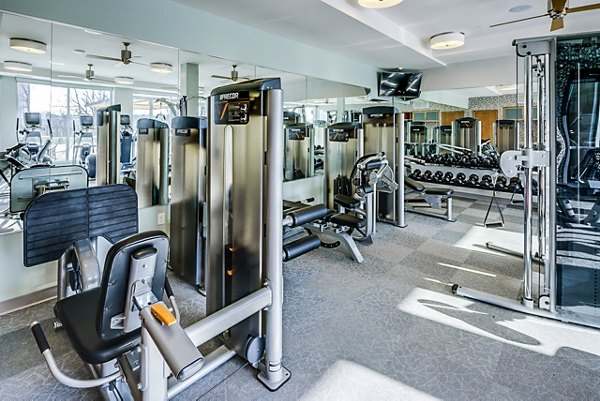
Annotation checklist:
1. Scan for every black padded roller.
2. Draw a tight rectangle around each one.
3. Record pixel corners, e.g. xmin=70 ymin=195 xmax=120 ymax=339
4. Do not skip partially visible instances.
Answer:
xmin=288 ymin=204 xmax=328 ymax=227
xmin=364 ymin=160 xmax=384 ymax=170
xmin=30 ymin=322 xmax=50 ymax=354
xmin=283 ymin=234 xmax=321 ymax=261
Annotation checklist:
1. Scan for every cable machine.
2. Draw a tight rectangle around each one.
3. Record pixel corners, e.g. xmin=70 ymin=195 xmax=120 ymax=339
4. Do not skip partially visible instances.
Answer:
xmin=454 ymin=34 xmax=600 ymax=328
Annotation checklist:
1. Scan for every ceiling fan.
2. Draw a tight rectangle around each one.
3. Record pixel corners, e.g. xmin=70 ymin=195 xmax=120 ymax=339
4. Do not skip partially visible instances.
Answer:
xmin=490 ymin=0 xmax=600 ymax=31
xmin=86 ymin=42 xmax=146 ymax=65
xmin=57 ymin=64 xmax=112 ymax=82
xmin=211 ymin=65 xmax=250 ymax=82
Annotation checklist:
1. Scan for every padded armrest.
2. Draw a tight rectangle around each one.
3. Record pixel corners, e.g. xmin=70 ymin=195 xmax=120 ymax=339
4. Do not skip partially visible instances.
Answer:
xmin=334 ymin=194 xmax=360 ymax=209
xmin=424 ymin=187 xmax=454 ymax=196
xmin=404 ymin=177 xmax=425 ymax=192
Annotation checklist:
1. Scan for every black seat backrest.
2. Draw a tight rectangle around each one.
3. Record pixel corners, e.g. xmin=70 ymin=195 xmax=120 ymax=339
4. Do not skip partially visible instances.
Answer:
xmin=23 ymin=184 xmax=138 ymax=266
xmin=97 ymin=231 xmax=169 ymax=341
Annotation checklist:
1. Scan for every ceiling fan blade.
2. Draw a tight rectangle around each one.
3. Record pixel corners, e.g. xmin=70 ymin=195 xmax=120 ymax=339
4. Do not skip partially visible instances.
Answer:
xmin=551 ymin=0 xmax=568 ymax=12
xmin=551 ymin=18 xmax=564 ymax=31
xmin=489 ymin=13 xmax=548 ymax=28
xmin=211 ymin=74 xmax=232 ymax=80
xmin=130 ymin=60 xmax=149 ymax=67
xmin=86 ymin=54 xmax=122 ymax=62
xmin=568 ymin=3 xmax=600 ymax=13
xmin=238 ymin=76 xmax=250 ymax=81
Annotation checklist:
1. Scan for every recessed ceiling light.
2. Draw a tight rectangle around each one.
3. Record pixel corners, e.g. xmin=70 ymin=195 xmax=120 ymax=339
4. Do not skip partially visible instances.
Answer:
xmin=150 ymin=62 xmax=173 ymax=74
xmin=358 ymin=0 xmax=404 ymax=8
xmin=430 ymin=32 xmax=465 ymax=50
xmin=4 ymin=60 xmax=33 ymax=72
xmin=50 ymin=61 xmax=65 ymax=66
xmin=10 ymin=38 xmax=47 ymax=54
xmin=509 ymin=4 xmax=532 ymax=13
xmin=114 ymin=76 xmax=134 ymax=85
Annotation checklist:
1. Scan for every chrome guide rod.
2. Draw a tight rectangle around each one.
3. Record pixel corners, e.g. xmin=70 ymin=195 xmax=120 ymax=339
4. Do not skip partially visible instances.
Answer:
xmin=523 ymin=53 xmax=534 ymax=308
xmin=536 ymin=56 xmax=547 ymax=297
xmin=547 ymin=47 xmax=558 ymax=313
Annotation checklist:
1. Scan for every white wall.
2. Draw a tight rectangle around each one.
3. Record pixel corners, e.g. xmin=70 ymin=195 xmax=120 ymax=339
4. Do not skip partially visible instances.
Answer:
xmin=0 ymin=0 xmax=378 ymax=92
xmin=422 ymin=56 xmax=515 ymax=92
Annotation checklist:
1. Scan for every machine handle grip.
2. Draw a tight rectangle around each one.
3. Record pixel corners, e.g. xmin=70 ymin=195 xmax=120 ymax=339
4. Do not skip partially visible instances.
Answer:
xmin=287 ymin=204 xmax=327 ymax=227
xmin=164 ymin=276 xmax=174 ymax=298
xmin=30 ymin=321 xmax=50 ymax=353
xmin=283 ymin=234 xmax=321 ymax=261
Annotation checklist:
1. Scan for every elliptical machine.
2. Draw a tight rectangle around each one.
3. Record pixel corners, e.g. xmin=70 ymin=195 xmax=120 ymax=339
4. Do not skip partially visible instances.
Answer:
xmin=72 ymin=115 xmax=96 ymax=176
xmin=16 ymin=112 xmax=53 ymax=165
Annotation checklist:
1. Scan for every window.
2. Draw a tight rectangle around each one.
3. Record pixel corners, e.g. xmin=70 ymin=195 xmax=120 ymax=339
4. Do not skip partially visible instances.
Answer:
xmin=17 ymin=82 xmax=112 ymax=162
xmin=133 ymin=93 xmax=180 ymax=129
xmin=412 ymin=111 xmax=439 ymax=122
xmin=503 ymin=105 xmax=538 ymax=121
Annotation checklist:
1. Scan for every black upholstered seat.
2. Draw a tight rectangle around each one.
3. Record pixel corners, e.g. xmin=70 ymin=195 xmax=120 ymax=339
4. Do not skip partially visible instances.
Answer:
xmin=330 ymin=213 xmax=365 ymax=229
xmin=334 ymin=194 xmax=361 ymax=209
xmin=54 ymin=288 xmax=139 ymax=365
xmin=53 ymin=230 xmax=169 ymax=366
xmin=424 ymin=187 xmax=454 ymax=196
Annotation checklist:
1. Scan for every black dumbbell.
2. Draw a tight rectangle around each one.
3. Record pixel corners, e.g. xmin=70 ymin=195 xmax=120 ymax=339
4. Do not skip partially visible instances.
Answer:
xmin=480 ymin=174 xmax=494 ymax=189
xmin=422 ymin=170 xmax=433 ymax=182
xmin=410 ymin=169 xmax=422 ymax=180
xmin=443 ymin=171 xmax=454 ymax=184
xmin=433 ymin=171 xmax=444 ymax=183
xmin=495 ymin=176 xmax=507 ymax=191
xmin=481 ymin=157 xmax=492 ymax=168
xmin=469 ymin=157 xmax=479 ymax=168
xmin=508 ymin=177 xmax=520 ymax=192
xmin=454 ymin=172 xmax=467 ymax=186
xmin=467 ymin=173 xmax=479 ymax=187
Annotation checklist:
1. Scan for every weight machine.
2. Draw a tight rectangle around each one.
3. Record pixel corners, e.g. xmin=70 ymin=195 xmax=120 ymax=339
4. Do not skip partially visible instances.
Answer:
xmin=30 ymin=78 xmax=304 ymax=399
xmin=454 ymin=34 xmax=600 ymax=328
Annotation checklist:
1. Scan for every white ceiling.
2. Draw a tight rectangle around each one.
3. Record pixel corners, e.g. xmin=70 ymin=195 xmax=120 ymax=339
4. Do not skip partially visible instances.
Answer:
xmin=1 ymin=1 xmax=599 ymax=100
xmin=175 ymin=0 xmax=600 ymax=68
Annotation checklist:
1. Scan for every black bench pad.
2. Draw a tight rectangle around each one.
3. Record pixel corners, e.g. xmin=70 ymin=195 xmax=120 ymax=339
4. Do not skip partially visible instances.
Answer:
xmin=424 ymin=187 xmax=454 ymax=196
xmin=330 ymin=213 xmax=366 ymax=229
xmin=405 ymin=177 xmax=425 ymax=192
xmin=54 ymin=288 xmax=140 ymax=365
xmin=334 ymin=194 xmax=361 ymax=209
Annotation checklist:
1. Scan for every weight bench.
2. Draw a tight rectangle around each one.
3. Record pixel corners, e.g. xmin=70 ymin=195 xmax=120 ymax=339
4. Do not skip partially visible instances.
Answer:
xmin=404 ymin=176 xmax=456 ymax=222
xmin=284 ymin=199 xmax=365 ymax=263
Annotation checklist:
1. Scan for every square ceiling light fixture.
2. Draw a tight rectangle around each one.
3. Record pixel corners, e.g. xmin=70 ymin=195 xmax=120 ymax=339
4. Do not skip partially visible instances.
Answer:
xmin=150 ymin=62 xmax=173 ymax=74
xmin=430 ymin=32 xmax=465 ymax=50
xmin=10 ymin=38 xmax=47 ymax=54
xmin=358 ymin=0 xmax=404 ymax=8
xmin=4 ymin=60 xmax=33 ymax=72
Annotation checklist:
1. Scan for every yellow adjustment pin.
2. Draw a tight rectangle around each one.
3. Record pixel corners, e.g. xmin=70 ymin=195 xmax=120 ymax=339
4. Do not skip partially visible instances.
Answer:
xmin=151 ymin=303 xmax=176 ymax=326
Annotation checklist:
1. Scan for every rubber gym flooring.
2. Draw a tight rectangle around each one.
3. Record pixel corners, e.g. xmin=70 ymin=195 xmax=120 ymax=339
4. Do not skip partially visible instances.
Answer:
xmin=1 ymin=194 xmax=599 ymax=400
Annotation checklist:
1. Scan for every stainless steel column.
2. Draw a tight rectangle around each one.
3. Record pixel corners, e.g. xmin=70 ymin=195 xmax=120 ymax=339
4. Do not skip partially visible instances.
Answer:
xmin=398 ymin=113 xmax=405 ymax=228
xmin=136 ymin=118 xmax=169 ymax=207
xmin=96 ymin=105 xmax=121 ymax=185
xmin=207 ymin=78 xmax=289 ymax=390
xmin=523 ymin=54 xmax=534 ymax=308
xmin=170 ymin=116 xmax=207 ymax=287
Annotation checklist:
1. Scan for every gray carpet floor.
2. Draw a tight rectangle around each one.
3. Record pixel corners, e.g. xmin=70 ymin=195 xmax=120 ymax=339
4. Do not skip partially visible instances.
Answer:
xmin=1 ymin=195 xmax=600 ymax=400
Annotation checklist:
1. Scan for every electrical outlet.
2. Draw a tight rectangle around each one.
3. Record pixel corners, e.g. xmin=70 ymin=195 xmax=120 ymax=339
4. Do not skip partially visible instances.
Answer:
xmin=157 ymin=212 xmax=166 ymax=226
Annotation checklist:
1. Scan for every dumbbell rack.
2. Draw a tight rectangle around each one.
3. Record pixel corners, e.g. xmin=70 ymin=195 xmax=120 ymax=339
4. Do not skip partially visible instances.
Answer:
xmin=407 ymin=162 xmax=525 ymax=201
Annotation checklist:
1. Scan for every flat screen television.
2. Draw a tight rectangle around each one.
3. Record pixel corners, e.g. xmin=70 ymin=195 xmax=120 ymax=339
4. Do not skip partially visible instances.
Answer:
xmin=378 ymin=71 xmax=422 ymax=98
